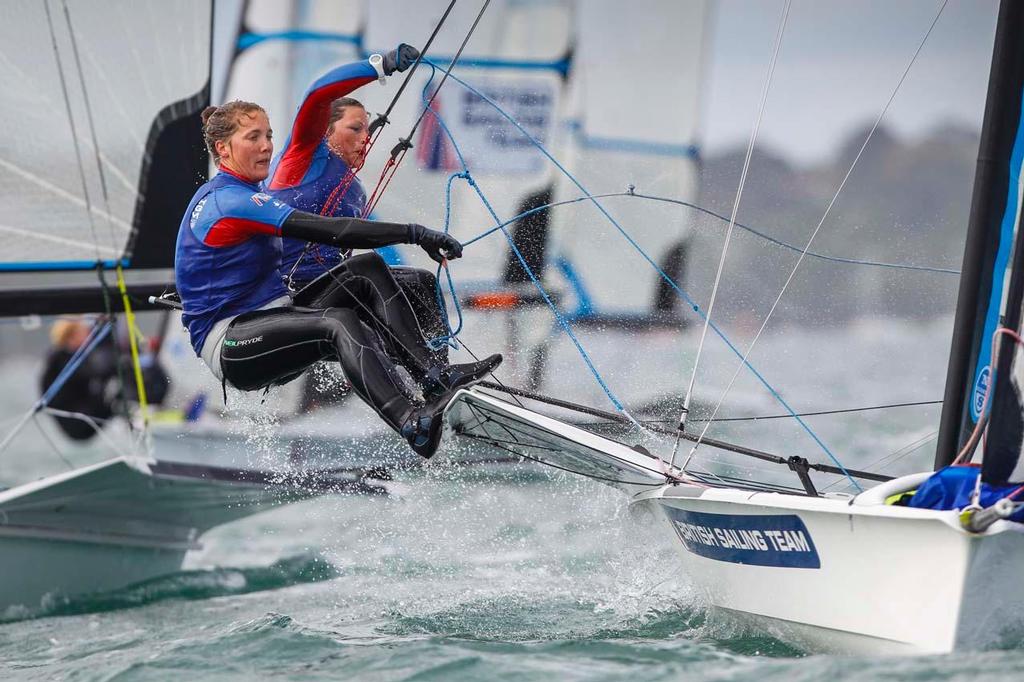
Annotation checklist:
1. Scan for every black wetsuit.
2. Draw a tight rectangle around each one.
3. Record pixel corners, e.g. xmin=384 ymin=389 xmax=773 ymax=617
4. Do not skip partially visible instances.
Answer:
xmin=175 ymin=168 xmax=469 ymax=447
xmin=40 ymin=342 xmax=117 ymax=441
xmin=222 ymin=251 xmax=441 ymax=431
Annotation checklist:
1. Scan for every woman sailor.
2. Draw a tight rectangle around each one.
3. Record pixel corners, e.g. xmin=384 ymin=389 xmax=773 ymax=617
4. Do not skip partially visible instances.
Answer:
xmin=174 ymin=99 xmax=500 ymax=458
xmin=265 ymin=45 xmax=448 ymax=363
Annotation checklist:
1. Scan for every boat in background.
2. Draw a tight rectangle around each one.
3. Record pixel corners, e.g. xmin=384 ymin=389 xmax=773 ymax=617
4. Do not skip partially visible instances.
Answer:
xmin=0 ymin=0 xmax=391 ymax=614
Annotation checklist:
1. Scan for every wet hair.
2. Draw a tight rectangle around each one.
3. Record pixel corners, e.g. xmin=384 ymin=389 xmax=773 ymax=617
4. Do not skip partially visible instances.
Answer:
xmin=200 ymin=101 xmax=266 ymax=165
xmin=327 ymin=97 xmax=366 ymax=135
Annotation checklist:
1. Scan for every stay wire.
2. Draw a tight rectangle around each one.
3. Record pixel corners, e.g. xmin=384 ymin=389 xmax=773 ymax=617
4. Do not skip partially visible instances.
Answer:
xmin=369 ymin=0 xmax=458 ymax=137
xmin=405 ymin=0 xmax=490 ymax=149
xmin=364 ymin=0 xmax=491 ymax=217
xmin=62 ymin=1 xmax=118 ymax=255
xmin=678 ymin=0 xmax=792 ymax=462
xmin=684 ymin=0 xmax=950 ymax=491
xmin=42 ymin=0 xmax=103 ymax=263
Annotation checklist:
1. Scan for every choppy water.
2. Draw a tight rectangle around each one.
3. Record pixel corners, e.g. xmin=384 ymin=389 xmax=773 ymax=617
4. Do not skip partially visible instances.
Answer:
xmin=0 ymin=470 xmax=1022 ymax=681
xmin=3 ymin=318 xmax=1024 ymax=679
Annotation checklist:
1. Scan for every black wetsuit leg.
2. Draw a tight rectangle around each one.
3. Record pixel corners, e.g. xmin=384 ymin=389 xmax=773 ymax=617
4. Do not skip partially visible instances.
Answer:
xmin=389 ymin=265 xmax=449 ymax=365
xmin=292 ymin=252 xmax=437 ymax=374
xmin=220 ymin=306 xmax=413 ymax=431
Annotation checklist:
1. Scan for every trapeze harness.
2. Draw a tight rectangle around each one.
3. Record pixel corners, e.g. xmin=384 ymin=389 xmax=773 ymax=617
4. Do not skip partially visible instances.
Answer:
xmin=174 ymin=168 xmax=454 ymax=433
xmin=265 ymin=57 xmax=446 ymax=360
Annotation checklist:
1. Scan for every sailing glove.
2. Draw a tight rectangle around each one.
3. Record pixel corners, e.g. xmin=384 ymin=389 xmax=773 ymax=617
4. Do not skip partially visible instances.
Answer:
xmin=408 ymin=224 xmax=463 ymax=263
xmin=383 ymin=44 xmax=420 ymax=75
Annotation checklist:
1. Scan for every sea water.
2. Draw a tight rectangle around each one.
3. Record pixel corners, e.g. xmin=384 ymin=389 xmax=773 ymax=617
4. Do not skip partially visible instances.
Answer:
xmin=2 ymin=318 xmax=1023 ymax=680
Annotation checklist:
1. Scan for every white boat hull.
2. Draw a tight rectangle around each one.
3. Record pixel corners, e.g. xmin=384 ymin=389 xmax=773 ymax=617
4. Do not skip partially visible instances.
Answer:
xmin=445 ymin=389 xmax=1024 ymax=654
xmin=641 ymin=483 xmax=1024 ymax=654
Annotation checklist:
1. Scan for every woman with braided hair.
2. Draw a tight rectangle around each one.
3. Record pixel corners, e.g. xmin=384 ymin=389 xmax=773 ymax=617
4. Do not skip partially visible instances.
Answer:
xmin=173 ymin=99 xmax=500 ymax=458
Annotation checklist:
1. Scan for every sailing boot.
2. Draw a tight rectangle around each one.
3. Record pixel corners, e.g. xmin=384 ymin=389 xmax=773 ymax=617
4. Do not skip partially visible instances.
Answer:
xmin=421 ymin=353 xmax=503 ymax=399
xmin=401 ymin=388 xmax=461 ymax=458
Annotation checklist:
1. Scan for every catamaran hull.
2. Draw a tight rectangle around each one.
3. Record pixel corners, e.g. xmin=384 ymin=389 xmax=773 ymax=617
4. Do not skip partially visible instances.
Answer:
xmin=643 ymin=485 xmax=1024 ymax=654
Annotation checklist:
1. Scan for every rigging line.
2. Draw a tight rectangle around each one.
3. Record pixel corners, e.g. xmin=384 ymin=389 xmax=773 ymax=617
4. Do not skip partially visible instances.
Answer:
xmin=683 ymin=0 xmax=951 ymax=493
xmin=405 ymin=0 xmax=490 ymax=149
xmin=416 ymin=67 xmax=640 ymax=426
xmin=677 ymin=0 xmax=793 ymax=457
xmin=473 ymin=381 xmax=890 ymax=484
xmin=820 ymin=430 xmax=937 ymax=492
xmin=42 ymin=0 xmax=103 ymax=263
xmin=62 ymin=1 xmax=118 ymax=255
xmin=369 ymin=0 xmax=457 ymax=135
xmin=31 ymin=415 xmax=76 ymax=471
xmin=428 ymin=66 xmax=839 ymax=452
xmin=459 ymin=191 xmax=960 ymax=274
xmin=625 ymin=192 xmax=960 ymax=276
xmin=363 ymin=0 xmax=491 ymax=217
xmin=688 ymin=399 xmax=944 ymax=423
xmin=460 ymin=190 xmax=959 ymax=275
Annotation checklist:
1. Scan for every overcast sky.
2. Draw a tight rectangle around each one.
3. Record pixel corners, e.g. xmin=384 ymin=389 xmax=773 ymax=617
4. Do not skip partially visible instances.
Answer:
xmin=701 ymin=0 xmax=999 ymax=164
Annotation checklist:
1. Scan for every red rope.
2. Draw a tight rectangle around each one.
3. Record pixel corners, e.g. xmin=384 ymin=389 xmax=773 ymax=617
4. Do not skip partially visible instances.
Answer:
xmin=363 ymin=146 xmax=410 ymax=218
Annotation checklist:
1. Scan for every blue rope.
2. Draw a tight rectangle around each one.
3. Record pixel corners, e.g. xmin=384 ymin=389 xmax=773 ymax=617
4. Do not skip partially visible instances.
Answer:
xmin=416 ymin=66 xmax=640 ymax=424
xmin=427 ymin=171 xmax=469 ymax=351
xmin=463 ymin=192 xmax=959 ymax=276
xmin=423 ymin=61 xmax=859 ymax=489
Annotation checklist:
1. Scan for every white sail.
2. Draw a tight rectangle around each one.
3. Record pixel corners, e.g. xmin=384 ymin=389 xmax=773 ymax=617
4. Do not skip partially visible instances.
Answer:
xmin=0 ymin=0 xmax=209 ymax=269
xmin=548 ymin=0 xmax=709 ymax=315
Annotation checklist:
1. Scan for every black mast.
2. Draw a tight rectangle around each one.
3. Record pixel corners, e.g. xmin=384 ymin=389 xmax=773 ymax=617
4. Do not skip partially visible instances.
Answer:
xmin=935 ymin=0 xmax=1024 ymax=469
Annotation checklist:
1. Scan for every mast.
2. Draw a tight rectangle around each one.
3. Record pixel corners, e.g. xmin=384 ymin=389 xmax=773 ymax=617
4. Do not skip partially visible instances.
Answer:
xmin=934 ymin=0 xmax=1024 ymax=469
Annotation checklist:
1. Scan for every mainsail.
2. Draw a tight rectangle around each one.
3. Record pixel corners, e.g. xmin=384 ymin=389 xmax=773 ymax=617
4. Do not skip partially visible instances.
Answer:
xmin=0 ymin=0 xmax=210 ymax=315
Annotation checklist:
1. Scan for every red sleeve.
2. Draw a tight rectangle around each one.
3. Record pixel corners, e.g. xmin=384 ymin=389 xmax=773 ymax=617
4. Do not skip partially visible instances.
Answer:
xmin=203 ymin=217 xmax=281 ymax=247
xmin=269 ymin=60 xmax=378 ymax=190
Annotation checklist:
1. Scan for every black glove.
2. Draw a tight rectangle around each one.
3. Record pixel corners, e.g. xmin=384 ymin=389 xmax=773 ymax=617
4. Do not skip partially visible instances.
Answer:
xmin=408 ymin=224 xmax=463 ymax=263
xmin=383 ymin=43 xmax=420 ymax=75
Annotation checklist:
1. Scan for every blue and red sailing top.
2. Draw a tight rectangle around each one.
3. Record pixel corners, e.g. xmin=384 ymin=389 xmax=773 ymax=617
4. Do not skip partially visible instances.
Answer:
xmin=266 ymin=58 xmax=381 ymax=285
xmin=174 ymin=168 xmax=295 ymax=355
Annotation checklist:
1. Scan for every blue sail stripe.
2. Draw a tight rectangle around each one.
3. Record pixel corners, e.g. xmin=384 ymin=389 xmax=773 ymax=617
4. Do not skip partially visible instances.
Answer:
xmin=970 ymin=84 xmax=1024 ymax=421
xmin=0 ymin=258 xmax=127 ymax=272
xmin=235 ymin=31 xmax=570 ymax=75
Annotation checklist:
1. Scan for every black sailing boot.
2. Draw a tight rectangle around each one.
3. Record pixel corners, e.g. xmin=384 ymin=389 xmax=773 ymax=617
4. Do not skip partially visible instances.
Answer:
xmin=421 ymin=353 xmax=503 ymax=399
xmin=401 ymin=388 xmax=462 ymax=458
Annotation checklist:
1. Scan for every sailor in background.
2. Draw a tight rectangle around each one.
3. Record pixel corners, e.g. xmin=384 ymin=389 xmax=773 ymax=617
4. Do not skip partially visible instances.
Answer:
xmin=174 ymin=91 xmax=500 ymax=457
xmin=267 ymin=45 xmax=450 ymax=369
xmin=40 ymin=319 xmax=169 ymax=441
